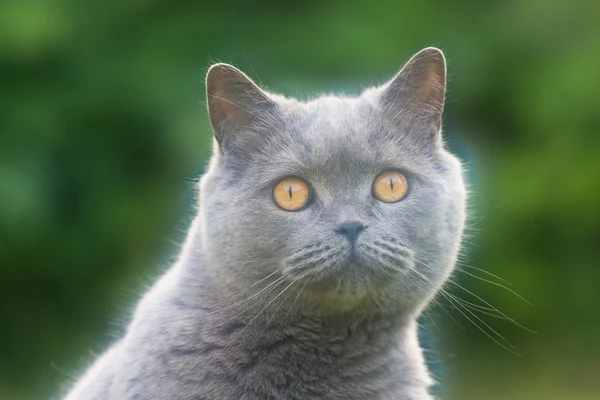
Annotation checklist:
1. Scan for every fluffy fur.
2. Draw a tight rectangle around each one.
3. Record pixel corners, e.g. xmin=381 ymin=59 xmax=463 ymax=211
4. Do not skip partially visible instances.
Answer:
xmin=65 ymin=47 xmax=466 ymax=400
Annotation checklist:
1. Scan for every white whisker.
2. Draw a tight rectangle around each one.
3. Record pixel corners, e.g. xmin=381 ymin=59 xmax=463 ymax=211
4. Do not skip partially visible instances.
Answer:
xmin=230 ymin=279 xmax=297 ymax=342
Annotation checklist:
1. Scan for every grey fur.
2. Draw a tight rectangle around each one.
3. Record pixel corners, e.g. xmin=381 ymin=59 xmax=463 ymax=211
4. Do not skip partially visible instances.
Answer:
xmin=65 ymin=47 xmax=466 ymax=400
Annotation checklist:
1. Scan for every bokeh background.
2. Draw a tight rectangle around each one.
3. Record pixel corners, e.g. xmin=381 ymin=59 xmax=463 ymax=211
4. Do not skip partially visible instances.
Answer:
xmin=1 ymin=1 xmax=599 ymax=399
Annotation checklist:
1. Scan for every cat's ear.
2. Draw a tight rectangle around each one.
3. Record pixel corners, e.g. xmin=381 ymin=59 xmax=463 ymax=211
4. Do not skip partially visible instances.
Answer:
xmin=206 ymin=63 xmax=275 ymax=150
xmin=380 ymin=47 xmax=446 ymax=134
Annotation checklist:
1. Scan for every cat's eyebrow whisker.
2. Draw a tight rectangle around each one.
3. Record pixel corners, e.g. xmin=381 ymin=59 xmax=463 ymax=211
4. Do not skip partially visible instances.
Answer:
xmin=242 ymin=52 xmax=265 ymax=88
xmin=468 ymin=201 xmax=510 ymax=229
xmin=454 ymin=267 xmax=532 ymax=306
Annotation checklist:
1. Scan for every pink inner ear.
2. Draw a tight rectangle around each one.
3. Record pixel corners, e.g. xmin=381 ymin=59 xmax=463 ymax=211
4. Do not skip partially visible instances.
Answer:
xmin=211 ymin=87 xmax=247 ymax=117
xmin=416 ymin=65 xmax=444 ymax=102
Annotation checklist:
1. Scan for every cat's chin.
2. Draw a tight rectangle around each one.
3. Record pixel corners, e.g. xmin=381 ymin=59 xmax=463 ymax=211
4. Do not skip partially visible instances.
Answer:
xmin=295 ymin=258 xmax=400 ymax=299
xmin=297 ymin=272 xmax=405 ymax=315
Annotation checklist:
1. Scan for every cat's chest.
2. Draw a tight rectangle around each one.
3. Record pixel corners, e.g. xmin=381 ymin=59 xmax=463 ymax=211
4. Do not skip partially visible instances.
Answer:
xmin=158 ymin=333 xmax=409 ymax=400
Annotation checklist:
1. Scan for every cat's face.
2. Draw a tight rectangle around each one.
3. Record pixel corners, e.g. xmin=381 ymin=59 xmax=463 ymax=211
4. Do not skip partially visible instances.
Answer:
xmin=199 ymin=48 xmax=466 ymax=315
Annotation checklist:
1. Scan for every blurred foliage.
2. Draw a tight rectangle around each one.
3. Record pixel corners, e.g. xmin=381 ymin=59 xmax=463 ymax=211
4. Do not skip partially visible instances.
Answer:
xmin=1 ymin=1 xmax=599 ymax=399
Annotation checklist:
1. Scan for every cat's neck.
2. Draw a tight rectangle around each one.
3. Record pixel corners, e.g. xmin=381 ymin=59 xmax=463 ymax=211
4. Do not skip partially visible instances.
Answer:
xmin=150 ymin=255 xmax=434 ymax=399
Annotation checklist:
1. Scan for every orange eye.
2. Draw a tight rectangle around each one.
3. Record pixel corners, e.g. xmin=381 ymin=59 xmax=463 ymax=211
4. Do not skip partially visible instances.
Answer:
xmin=273 ymin=177 xmax=311 ymax=211
xmin=373 ymin=170 xmax=409 ymax=203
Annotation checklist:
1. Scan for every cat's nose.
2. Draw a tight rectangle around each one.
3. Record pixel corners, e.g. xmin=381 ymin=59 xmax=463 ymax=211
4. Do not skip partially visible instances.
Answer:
xmin=335 ymin=221 xmax=367 ymax=244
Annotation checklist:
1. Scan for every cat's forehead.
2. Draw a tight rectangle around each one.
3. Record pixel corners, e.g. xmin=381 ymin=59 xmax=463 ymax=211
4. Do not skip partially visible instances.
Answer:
xmin=244 ymin=95 xmax=438 ymax=186
xmin=289 ymin=95 xmax=375 ymax=142
xmin=276 ymin=96 xmax=429 ymax=167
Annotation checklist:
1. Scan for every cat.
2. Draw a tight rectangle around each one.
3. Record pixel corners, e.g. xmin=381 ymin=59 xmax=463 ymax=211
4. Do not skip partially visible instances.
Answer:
xmin=65 ymin=47 xmax=467 ymax=400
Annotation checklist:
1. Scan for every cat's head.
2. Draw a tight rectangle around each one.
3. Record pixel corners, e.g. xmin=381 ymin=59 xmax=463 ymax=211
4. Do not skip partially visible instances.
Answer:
xmin=198 ymin=48 xmax=466 ymax=316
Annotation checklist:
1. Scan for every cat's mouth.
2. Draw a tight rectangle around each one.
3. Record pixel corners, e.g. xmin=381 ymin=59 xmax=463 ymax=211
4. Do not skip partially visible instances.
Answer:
xmin=281 ymin=239 xmax=414 ymax=292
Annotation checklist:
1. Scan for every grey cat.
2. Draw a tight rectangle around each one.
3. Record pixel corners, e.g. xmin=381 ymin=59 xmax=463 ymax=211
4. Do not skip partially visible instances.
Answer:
xmin=65 ymin=47 xmax=466 ymax=400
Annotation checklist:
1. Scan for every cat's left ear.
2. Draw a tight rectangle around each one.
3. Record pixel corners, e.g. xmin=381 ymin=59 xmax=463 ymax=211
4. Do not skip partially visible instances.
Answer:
xmin=380 ymin=47 xmax=446 ymax=135
xmin=206 ymin=63 xmax=275 ymax=151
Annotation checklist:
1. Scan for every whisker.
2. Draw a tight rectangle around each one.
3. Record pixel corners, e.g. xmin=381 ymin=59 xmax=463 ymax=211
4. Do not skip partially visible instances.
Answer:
xmin=257 ymin=281 xmax=299 ymax=338
xmin=148 ymin=277 xmax=288 ymax=329
xmin=249 ymin=270 xmax=282 ymax=289
xmin=210 ymin=278 xmax=289 ymax=329
xmin=416 ymin=259 xmax=511 ymax=319
xmin=469 ymin=201 xmax=509 ymax=228
xmin=455 ymin=263 xmax=513 ymax=285
xmin=444 ymin=279 xmax=537 ymax=334
xmin=442 ymin=293 xmax=521 ymax=356
xmin=205 ymin=274 xmax=286 ymax=316
xmin=230 ymin=280 xmax=297 ymax=342
xmin=413 ymin=258 xmax=536 ymax=339
xmin=442 ymin=290 xmax=503 ymax=313
xmin=145 ymin=275 xmax=288 ymax=326
xmin=242 ymin=52 xmax=265 ymax=88
xmin=444 ymin=292 xmax=510 ymax=320
xmin=404 ymin=264 xmax=465 ymax=330
xmin=455 ymin=268 xmax=533 ymax=306
xmin=278 ymin=274 xmax=314 ymax=331
xmin=450 ymin=302 xmax=513 ymax=320
xmin=430 ymin=297 xmax=466 ymax=330
xmin=424 ymin=311 xmax=441 ymax=333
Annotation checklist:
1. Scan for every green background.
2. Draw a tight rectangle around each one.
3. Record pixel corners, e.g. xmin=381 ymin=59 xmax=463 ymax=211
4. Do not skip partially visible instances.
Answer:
xmin=1 ymin=1 xmax=599 ymax=399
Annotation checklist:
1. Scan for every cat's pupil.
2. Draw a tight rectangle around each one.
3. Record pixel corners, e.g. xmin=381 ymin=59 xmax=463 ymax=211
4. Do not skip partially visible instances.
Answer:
xmin=288 ymin=186 xmax=293 ymax=199
xmin=389 ymin=178 xmax=394 ymax=191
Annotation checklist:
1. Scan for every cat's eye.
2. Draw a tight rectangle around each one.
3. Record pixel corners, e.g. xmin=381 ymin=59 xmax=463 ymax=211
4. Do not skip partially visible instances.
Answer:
xmin=373 ymin=170 xmax=409 ymax=203
xmin=273 ymin=177 xmax=311 ymax=211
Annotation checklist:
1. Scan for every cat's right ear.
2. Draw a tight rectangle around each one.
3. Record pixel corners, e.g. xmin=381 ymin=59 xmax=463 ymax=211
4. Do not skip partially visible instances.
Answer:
xmin=206 ymin=64 xmax=275 ymax=151
xmin=379 ymin=47 xmax=446 ymax=139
